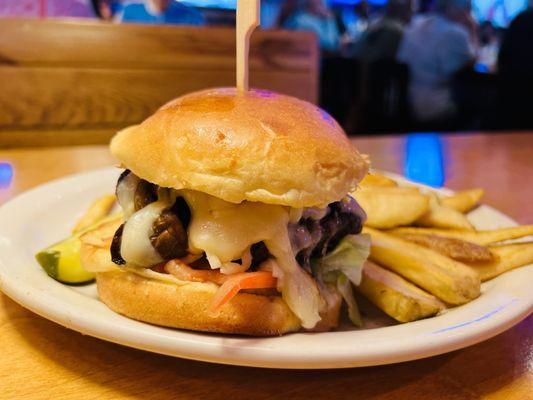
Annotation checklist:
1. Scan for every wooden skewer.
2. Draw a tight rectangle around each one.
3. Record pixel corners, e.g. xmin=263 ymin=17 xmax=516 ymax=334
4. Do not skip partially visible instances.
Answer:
xmin=236 ymin=0 xmax=260 ymax=92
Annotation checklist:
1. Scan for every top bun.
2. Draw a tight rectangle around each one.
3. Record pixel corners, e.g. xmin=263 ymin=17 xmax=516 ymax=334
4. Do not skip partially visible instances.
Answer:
xmin=110 ymin=88 xmax=368 ymax=208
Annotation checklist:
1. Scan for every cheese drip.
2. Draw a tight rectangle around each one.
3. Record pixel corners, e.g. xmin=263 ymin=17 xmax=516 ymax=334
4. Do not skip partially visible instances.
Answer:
xmin=121 ymin=200 xmax=169 ymax=266
xmin=116 ymin=173 xmax=140 ymax=219
xmin=181 ymin=190 xmax=323 ymax=328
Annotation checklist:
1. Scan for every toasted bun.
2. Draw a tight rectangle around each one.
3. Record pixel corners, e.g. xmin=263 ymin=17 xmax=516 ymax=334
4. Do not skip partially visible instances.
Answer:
xmin=96 ymin=271 xmax=301 ymax=336
xmin=111 ymin=88 xmax=369 ymax=208
xmin=80 ymin=222 xmax=301 ymax=336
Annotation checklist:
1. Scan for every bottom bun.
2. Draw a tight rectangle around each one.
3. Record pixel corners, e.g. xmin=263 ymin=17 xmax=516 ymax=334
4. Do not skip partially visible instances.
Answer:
xmin=96 ymin=271 xmax=301 ymax=336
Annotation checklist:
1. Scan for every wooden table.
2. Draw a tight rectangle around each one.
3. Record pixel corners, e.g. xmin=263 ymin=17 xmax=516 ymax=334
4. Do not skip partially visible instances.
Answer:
xmin=0 ymin=132 xmax=531 ymax=399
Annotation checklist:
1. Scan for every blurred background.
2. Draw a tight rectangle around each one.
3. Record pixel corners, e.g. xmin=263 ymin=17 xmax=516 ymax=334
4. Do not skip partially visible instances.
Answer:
xmin=1 ymin=0 xmax=533 ymax=140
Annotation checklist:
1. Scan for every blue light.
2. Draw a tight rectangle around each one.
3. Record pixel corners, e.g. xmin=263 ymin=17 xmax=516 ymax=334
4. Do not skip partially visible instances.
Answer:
xmin=179 ymin=0 xmax=236 ymax=9
xmin=330 ymin=0 xmax=361 ymax=4
xmin=0 ymin=162 xmax=14 ymax=189
xmin=319 ymin=108 xmax=336 ymax=126
xmin=474 ymin=63 xmax=490 ymax=74
xmin=330 ymin=0 xmax=387 ymax=5
xmin=404 ymin=133 xmax=445 ymax=188
xmin=432 ymin=299 xmax=517 ymax=334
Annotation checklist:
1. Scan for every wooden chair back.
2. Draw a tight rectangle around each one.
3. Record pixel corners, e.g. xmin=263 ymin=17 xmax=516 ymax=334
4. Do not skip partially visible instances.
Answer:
xmin=0 ymin=19 xmax=318 ymax=146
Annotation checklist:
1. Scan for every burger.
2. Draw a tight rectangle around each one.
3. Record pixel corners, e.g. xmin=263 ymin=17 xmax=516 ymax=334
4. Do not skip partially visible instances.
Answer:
xmin=80 ymin=88 xmax=370 ymax=336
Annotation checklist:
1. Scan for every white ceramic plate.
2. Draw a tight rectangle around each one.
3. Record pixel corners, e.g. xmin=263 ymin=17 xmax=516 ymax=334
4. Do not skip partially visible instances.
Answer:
xmin=0 ymin=167 xmax=531 ymax=369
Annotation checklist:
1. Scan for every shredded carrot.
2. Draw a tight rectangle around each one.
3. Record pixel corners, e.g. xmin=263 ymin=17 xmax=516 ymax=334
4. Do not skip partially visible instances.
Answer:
xmin=209 ymin=271 xmax=278 ymax=314
xmin=164 ymin=259 xmax=278 ymax=314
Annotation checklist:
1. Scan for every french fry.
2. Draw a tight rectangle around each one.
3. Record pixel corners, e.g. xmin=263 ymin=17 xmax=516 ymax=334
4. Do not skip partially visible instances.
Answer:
xmin=390 ymin=232 xmax=495 ymax=263
xmin=370 ymin=187 xmax=420 ymax=194
xmin=440 ymin=189 xmax=484 ymax=213
xmin=359 ymin=173 xmax=398 ymax=188
xmin=73 ymin=194 xmax=116 ymax=233
xmin=363 ymin=227 xmax=480 ymax=305
xmin=388 ymin=225 xmax=533 ymax=246
xmin=357 ymin=261 xmax=445 ymax=322
xmin=416 ymin=194 xmax=474 ymax=230
xmin=467 ymin=242 xmax=533 ymax=281
xmin=353 ymin=188 xmax=429 ymax=229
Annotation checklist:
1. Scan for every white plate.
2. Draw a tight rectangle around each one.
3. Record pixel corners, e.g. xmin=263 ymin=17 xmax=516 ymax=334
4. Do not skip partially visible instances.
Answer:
xmin=0 ymin=167 xmax=531 ymax=369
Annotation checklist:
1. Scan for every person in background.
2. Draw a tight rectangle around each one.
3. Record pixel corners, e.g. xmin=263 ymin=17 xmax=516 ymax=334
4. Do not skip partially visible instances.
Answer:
xmin=497 ymin=6 xmax=533 ymax=128
xmin=281 ymin=0 xmax=341 ymax=54
xmin=476 ymin=21 xmax=500 ymax=72
xmin=276 ymin=0 xmax=299 ymax=27
xmin=349 ymin=0 xmax=372 ymax=40
xmin=397 ymin=0 xmax=477 ymax=123
xmin=117 ymin=0 xmax=205 ymax=25
xmin=336 ymin=0 xmax=372 ymax=55
xmin=90 ymin=0 xmax=122 ymax=21
xmin=351 ymin=0 xmax=413 ymax=62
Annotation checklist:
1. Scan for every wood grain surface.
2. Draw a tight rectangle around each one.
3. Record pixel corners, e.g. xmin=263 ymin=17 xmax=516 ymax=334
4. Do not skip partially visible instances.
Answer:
xmin=0 ymin=19 xmax=318 ymax=139
xmin=0 ymin=132 xmax=531 ymax=399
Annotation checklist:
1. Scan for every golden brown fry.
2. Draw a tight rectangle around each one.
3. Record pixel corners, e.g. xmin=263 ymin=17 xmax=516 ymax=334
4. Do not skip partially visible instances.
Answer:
xmin=359 ymin=173 xmax=398 ymax=187
xmin=416 ymin=194 xmax=474 ymax=230
xmin=388 ymin=225 xmax=533 ymax=246
xmin=363 ymin=227 xmax=480 ymax=305
xmin=467 ymin=242 xmax=533 ymax=281
xmin=352 ymin=188 xmax=429 ymax=229
xmin=73 ymin=195 xmax=116 ymax=233
xmin=440 ymin=189 xmax=484 ymax=213
xmin=357 ymin=261 xmax=445 ymax=322
xmin=372 ymin=186 xmax=421 ymax=194
xmin=355 ymin=186 xmax=421 ymax=195
xmin=391 ymin=232 xmax=495 ymax=263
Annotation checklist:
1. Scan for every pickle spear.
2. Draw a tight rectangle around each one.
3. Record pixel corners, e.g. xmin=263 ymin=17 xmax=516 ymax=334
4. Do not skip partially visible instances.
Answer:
xmin=36 ymin=214 xmax=121 ymax=285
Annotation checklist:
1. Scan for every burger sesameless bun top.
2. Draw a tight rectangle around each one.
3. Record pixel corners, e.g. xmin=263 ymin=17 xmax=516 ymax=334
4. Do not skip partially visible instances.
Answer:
xmin=111 ymin=88 xmax=369 ymax=208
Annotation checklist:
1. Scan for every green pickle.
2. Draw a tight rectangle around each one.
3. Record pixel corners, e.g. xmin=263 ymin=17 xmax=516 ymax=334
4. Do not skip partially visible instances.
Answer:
xmin=35 ymin=214 xmax=121 ymax=285
xmin=36 ymin=236 xmax=95 ymax=284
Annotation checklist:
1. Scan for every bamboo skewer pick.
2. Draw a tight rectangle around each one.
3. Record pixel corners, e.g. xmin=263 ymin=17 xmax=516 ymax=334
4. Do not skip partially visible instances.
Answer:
xmin=236 ymin=0 xmax=260 ymax=92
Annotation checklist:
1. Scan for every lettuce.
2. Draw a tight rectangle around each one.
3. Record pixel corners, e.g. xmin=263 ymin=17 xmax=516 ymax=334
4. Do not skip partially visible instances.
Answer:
xmin=314 ymin=234 xmax=370 ymax=327
xmin=317 ymin=234 xmax=370 ymax=286
xmin=337 ymin=273 xmax=363 ymax=327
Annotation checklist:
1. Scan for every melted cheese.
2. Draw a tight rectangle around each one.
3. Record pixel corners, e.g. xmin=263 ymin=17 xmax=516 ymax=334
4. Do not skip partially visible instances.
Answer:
xmin=264 ymin=229 xmax=323 ymax=328
xmin=121 ymin=200 xmax=169 ymax=266
xmin=181 ymin=191 xmax=289 ymax=262
xmin=116 ymin=173 xmax=140 ymax=219
xmin=180 ymin=190 xmax=322 ymax=328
